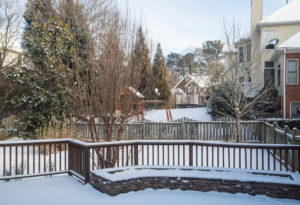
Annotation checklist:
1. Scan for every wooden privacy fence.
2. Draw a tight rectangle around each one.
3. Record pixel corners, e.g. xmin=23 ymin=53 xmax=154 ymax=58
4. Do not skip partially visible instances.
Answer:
xmin=1 ymin=139 xmax=300 ymax=183
xmin=263 ymin=122 xmax=300 ymax=145
xmin=74 ymin=121 xmax=262 ymax=142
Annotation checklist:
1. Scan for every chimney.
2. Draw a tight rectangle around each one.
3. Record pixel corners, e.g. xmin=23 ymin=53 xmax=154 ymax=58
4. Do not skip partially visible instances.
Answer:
xmin=251 ymin=0 xmax=263 ymax=33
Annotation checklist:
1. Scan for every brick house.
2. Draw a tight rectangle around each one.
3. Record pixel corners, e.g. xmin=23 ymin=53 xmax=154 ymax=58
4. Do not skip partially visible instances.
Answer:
xmin=272 ymin=31 xmax=300 ymax=118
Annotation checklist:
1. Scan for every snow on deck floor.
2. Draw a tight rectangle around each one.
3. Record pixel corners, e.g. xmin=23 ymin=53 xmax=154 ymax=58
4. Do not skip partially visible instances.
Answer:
xmin=144 ymin=107 xmax=212 ymax=122
xmin=0 ymin=175 xmax=299 ymax=205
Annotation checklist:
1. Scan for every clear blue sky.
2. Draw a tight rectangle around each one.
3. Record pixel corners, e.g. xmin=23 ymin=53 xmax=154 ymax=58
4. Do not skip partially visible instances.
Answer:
xmin=117 ymin=0 xmax=288 ymax=54
xmin=18 ymin=0 xmax=288 ymax=54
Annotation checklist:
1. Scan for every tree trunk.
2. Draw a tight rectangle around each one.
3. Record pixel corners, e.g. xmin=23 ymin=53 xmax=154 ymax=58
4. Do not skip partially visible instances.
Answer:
xmin=235 ymin=114 xmax=241 ymax=143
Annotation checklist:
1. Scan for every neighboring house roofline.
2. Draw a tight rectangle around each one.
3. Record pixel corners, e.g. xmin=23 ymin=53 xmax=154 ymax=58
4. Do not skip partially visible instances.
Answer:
xmin=173 ymin=76 xmax=187 ymax=89
xmin=256 ymin=0 xmax=300 ymax=30
xmin=221 ymin=62 xmax=238 ymax=76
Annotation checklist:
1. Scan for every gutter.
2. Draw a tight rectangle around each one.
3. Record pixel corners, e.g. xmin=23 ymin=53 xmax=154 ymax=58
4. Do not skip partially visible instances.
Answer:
xmin=283 ymin=48 xmax=287 ymax=118
xmin=256 ymin=20 xmax=300 ymax=30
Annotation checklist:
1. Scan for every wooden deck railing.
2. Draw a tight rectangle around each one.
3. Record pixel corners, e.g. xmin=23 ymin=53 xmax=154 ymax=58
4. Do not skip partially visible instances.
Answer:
xmin=0 ymin=139 xmax=69 ymax=180
xmin=1 ymin=139 xmax=300 ymax=183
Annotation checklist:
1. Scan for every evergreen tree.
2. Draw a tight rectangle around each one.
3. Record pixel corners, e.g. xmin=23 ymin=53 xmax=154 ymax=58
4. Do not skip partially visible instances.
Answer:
xmin=152 ymin=43 xmax=170 ymax=101
xmin=130 ymin=26 xmax=155 ymax=99
xmin=12 ymin=0 xmax=73 ymax=138
xmin=57 ymin=0 xmax=91 ymax=71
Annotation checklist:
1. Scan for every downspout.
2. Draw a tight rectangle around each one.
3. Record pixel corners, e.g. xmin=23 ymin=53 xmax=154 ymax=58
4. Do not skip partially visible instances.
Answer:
xmin=283 ymin=48 xmax=287 ymax=118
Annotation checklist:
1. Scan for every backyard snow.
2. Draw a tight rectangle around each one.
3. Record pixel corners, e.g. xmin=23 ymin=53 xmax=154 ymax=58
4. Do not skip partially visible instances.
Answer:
xmin=144 ymin=107 xmax=211 ymax=122
xmin=0 ymin=175 xmax=299 ymax=205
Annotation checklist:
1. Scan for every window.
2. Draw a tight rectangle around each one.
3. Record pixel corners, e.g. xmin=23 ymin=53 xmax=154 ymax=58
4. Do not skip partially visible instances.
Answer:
xmin=291 ymin=102 xmax=300 ymax=118
xmin=265 ymin=61 xmax=274 ymax=68
xmin=248 ymin=71 xmax=251 ymax=82
xmin=264 ymin=30 xmax=276 ymax=47
xmin=264 ymin=69 xmax=275 ymax=86
xmin=287 ymin=60 xmax=298 ymax=84
xmin=247 ymin=44 xmax=251 ymax=62
xmin=239 ymin=47 xmax=244 ymax=63
xmin=239 ymin=77 xmax=244 ymax=83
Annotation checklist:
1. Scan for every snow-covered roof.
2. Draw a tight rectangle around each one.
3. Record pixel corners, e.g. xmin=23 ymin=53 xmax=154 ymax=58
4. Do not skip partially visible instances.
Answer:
xmin=171 ymin=88 xmax=186 ymax=95
xmin=128 ymin=87 xmax=145 ymax=98
xmin=174 ymin=75 xmax=211 ymax=91
xmin=257 ymin=0 xmax=300 ymax=28
xmin=278 ymin=31 xmax=300 ymax=48
xmin=188 ymin=74 xmax=211 ymax=88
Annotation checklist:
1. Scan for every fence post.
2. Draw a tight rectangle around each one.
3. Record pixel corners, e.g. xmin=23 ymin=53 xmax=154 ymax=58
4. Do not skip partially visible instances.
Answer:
xmin=273 ymin=122 xmax=276 ymax=144
xmin=134 ymin=143 xmax=139 ymax=165
xmin=261 ymin=122 xmax=265 ymax=143
xmin=142 ymin=122 xmax=145 ymax=140
xmin=292 ymin=128 xmax=297 ymax=145
xmin=225 ymin=121 xmax=228 ymax=142
xmin=182 ymin=121 xmax=187 ymax=139
xmin=284 ymin=125 xmax=288 ymax=144
xmin=84 ymin=146 xmax=90 ymax=184
xmin=189 ymin=144 xmax=193 ymax=166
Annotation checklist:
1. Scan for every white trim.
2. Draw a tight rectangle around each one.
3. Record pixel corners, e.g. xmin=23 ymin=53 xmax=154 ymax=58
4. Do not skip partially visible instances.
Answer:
xmin=290 ymin=101 xmax=300 ymax=119
xmin=286 ymin=59 xmax=299 ymax=85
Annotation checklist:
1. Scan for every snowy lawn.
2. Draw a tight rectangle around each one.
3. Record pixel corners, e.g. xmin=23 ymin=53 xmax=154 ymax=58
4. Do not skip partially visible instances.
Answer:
xmin=0 ymin=175 xmax=299 ymax=205
xmin=144 ymin=107 xmax=212 ymax=122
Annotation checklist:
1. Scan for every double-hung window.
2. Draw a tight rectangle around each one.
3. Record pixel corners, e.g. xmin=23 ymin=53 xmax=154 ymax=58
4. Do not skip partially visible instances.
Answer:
xmin=287 ymin=59 xmax=298 ymax=84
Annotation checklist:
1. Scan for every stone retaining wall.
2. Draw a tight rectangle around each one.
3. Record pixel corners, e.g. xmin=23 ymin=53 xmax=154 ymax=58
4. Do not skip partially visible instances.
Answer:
xmin=90 ymin=172 xmax=300 ymax=200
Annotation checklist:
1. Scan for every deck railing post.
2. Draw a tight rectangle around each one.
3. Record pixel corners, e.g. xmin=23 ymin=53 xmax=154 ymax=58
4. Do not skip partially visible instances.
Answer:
xmin=189 ymin=144 xmax=193 ymax=166
xmin=84 ymin=146 xmax=90 ymax=184
xmin=68 ymin=143 xmax=72 ymax=175
xmin=134 ymin=143 xmax=139 ymax=165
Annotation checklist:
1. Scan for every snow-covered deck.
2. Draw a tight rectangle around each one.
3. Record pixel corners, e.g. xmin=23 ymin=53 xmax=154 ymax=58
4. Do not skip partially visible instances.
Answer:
xmin=0 ymin=175 xmax=299 ymax=205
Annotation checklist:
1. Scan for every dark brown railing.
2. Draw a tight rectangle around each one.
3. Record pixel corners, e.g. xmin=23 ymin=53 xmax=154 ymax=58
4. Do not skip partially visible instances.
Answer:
xmin=1 ymin=139 xmax=300 ymax=183
xmin=0 ymin=139 xmax=69 ymax=180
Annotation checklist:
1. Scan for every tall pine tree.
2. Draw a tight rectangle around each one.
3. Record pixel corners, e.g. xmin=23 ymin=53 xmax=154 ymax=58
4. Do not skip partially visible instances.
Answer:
xmin=12 ymin=0 xmax=73 ymax=138
xmin=130 ymin=26 xmax=155 ymax=99
xmin=152 ymin=43 xmax=170 ymax=101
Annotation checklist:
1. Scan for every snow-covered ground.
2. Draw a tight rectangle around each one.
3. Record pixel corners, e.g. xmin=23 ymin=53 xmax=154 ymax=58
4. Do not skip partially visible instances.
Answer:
xmin=0 ymin=175 xmax=299 ymax=205
xmin=144 ymin=107 xmax=212 ymax=122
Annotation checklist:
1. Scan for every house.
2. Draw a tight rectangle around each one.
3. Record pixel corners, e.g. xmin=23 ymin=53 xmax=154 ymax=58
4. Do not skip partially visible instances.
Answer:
xmin=250 ymin=0 xmax=300 ymax=118
xmin=251 ymin=0 xmax=300 ymax=87
xmin=171 ymin=74 xmax=211 ymax=107
xmin=271 ymin=31 xmax=300 ymax=118
xmin=222 ymin=37 xmax=252 ymax=84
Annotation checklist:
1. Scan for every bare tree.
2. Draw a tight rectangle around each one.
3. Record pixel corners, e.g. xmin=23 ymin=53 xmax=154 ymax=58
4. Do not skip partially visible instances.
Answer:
xmin=0 ymin=0 xmax=22 ymax=118
xmin=0 ymin=0 xmax=21 ymax=69
xmin=210 ymin=20 xmax=279 ymax=142
xmin=62 ymin=0 xmax=141 ymax=141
